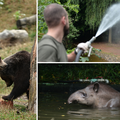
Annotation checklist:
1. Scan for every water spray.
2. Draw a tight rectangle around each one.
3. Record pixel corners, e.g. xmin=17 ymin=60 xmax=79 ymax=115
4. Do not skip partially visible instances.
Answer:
xmin=89 ymin=36 xmax=96 ymax=43
xmin=87 ymin=3 xmax=120 ymax=49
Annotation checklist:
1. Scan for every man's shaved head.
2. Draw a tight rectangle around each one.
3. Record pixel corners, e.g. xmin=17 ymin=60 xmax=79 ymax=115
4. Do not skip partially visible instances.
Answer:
xmin=44 ymin=3 xmax=67 ymax=27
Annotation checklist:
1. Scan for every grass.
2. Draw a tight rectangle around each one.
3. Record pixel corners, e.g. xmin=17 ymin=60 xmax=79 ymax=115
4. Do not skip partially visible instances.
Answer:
xmin=0 ymin=107 xmax=36 ymax=120
xmin=0 ymin=41 xmax=34 ymax=59
xmin=0 ymin=0 xmax=36 ymax=119
xmin=0 ymin=0 xmax=36 ymax=31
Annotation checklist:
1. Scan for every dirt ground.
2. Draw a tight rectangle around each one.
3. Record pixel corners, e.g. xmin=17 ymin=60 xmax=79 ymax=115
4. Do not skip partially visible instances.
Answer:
xmin=92 ymin=42 xmax=120 ymax=62
xmin=0 ymin=94 xmax=28 ymax=107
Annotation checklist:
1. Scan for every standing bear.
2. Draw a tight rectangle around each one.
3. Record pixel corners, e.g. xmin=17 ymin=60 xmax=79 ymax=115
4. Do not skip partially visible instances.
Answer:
xmin=0 ymin=51 xmax=30 ymax=101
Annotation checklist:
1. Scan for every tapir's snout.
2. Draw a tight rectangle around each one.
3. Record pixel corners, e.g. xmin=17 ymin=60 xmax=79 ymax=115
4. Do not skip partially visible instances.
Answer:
xmin=68 ymin=93 xmax=78 ymax=104
xmin=68 ymin=97 xmax=73 ymax=104
xmin=68 ymin=91 xmax=83 ymax=104
xmin=68 ymin=90 xmax=88 ymax=105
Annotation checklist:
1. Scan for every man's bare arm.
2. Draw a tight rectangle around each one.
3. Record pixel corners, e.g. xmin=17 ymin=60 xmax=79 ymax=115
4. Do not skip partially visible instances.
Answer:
xmin=67 ymin=51 xmax=76 ymax=62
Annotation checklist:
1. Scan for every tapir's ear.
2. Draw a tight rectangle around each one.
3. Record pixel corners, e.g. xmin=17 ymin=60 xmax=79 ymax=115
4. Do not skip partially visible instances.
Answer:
xmin=93 ymin=83 xmax=99 ymax=93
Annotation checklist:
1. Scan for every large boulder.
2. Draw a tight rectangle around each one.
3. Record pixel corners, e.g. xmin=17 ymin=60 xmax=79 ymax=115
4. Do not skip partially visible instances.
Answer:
xmin=0 ymin=29 xmax=28 ymax=47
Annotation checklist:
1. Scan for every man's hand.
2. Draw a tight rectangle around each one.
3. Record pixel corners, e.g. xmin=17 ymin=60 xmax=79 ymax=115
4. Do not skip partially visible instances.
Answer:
xmin=75 ymin=42 xmax=89 ymax=54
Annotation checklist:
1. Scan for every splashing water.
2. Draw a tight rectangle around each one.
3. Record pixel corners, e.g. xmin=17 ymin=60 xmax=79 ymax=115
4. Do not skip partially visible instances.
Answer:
xmin=95 ymin=3 xmax=120 ymax=37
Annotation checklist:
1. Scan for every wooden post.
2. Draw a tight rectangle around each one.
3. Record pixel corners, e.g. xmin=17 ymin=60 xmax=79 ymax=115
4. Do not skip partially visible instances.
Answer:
xmin=108 ymin=28 xmax=112 ymax=43
xmin=28 ymin=38 xmax=36 ymax=113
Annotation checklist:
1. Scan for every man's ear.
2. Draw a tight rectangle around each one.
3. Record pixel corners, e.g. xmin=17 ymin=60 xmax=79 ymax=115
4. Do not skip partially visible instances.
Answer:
xmin=61 ymin=16 xmax=66 ymax=25
xmin=93 ymin=82 xmax=99 ymax=93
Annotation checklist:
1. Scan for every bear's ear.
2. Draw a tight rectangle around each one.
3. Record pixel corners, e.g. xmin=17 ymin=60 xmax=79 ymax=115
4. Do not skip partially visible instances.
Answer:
xmin=93 ymin=82 xmax=99 ymax=93
xmin=0 ymin=57 xmax=7 ymax=67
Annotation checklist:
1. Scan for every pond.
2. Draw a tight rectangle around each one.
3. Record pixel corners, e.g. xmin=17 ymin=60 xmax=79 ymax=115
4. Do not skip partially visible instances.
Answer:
xmin=39 ymin=92 xmax=120 ymax=120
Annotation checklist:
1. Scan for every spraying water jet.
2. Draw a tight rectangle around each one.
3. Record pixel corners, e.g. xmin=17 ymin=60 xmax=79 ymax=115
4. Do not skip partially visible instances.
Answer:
xmin=95 ymin=3 xmax=120 ymax=38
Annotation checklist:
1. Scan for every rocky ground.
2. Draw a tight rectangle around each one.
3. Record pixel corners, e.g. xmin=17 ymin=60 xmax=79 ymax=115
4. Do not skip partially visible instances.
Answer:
xmin=92 ymin=42 xmax=120 ymax=62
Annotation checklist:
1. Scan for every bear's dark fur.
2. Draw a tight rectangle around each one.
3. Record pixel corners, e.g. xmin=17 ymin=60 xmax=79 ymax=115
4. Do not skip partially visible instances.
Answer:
xmin=0 ymin=51 xmax=30 ymax=101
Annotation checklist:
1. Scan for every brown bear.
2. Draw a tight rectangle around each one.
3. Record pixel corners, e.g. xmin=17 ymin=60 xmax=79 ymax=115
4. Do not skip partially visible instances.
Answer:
xmin=0 ymin=51 xmax=30 ymax=101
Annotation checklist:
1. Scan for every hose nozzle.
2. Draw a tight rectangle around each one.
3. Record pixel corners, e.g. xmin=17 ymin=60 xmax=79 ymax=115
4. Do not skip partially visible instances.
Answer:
xmin=89 ymin=36 xmax=96 ymax=43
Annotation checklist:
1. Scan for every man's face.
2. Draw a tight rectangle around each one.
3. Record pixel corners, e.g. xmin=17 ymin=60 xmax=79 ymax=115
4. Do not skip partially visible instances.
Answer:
xmin=63 ymin=15 xmax=69 ymax=37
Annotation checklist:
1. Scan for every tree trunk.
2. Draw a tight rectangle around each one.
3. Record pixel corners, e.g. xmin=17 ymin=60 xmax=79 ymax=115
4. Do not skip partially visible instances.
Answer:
xmin=28 ymin=38 xmax=36 ymax=113
xmin=108 ymin=28 xmax=112 ymax=43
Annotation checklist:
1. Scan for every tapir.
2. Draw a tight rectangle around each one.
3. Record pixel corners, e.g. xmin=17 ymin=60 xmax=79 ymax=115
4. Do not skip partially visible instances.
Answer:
xmin=68 ymin=82 xmax=120 ymax=108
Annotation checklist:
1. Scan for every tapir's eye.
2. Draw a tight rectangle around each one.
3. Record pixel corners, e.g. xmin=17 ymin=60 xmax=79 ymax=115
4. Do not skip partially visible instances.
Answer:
xmin=81 ymin=92 xmax=87 ymax=97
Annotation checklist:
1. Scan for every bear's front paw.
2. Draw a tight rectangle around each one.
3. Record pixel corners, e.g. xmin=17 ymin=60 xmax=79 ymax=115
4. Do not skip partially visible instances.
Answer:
xmin=2 ymin=96 xmax=9 ymax=100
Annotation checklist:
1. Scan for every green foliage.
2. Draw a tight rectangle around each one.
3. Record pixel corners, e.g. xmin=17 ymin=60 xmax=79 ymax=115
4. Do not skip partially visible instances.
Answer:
xmin=66 ymin=48 xmax=75 ymax=54
xmin=13 ymin=10 xmax=26 ymax=20
xmin=29 ymin=31 xmax=36 ymax=41
xmin=80 ymin=56 xmax=89 ymax=62
xmin=62 ymin=0 xmax=79 ymax=14
xmin=8 ymin=8 xmax=12 ymax=12
xmin=39 ymin=64 xmax=120 ymax=84
xmin=64 ymin=16 xmax=79 ymax=49
xmin=14 ymin=11 xmax=21 ymax=20
xmin=91 ymin=48 xmax=101 ymax=57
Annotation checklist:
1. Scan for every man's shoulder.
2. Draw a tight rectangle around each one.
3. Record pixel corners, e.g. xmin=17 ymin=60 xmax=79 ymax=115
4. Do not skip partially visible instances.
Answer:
xmin=38 ymin=35 xmax=57 ymax=49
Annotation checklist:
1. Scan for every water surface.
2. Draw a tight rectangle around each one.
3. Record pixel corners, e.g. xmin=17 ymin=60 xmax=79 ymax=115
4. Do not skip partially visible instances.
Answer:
xmin=39 ymin=92 xmax=120 ymax=120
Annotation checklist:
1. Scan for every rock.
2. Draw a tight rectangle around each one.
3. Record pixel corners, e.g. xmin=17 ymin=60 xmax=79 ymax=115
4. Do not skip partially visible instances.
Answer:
xmin=16 ymin=15 xmax=36 ymax=29
xmin=0 ymin=29 xmax=28 ymax=47
xmin=0 ymin=29 xmax=28 ymax=40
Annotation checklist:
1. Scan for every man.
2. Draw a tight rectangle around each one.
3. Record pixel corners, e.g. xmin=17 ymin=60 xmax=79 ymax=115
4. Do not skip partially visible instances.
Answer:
xmin=38 ymin=3 xmax=88 ymax=62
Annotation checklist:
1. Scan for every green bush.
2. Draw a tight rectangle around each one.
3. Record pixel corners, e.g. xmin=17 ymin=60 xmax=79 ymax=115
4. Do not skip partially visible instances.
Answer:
xmin=38 ymin=64 xmax=120 ymax=84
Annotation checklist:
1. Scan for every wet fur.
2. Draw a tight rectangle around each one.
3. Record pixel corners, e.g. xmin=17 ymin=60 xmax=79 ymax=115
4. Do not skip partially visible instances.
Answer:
xmin=0 ymin=51 xmax=30 ymax=101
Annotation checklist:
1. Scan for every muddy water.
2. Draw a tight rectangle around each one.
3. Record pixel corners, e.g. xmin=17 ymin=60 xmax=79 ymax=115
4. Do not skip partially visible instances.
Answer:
xmin=88 ymin=54 xmax=108 ymax=62
xmin=81 ymin=54 xmax=108 ymax=62
xmin=39 ymin=92 xmax=120 ymax=120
